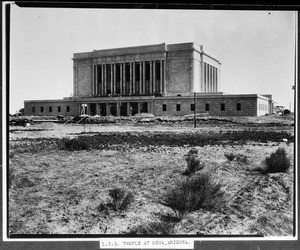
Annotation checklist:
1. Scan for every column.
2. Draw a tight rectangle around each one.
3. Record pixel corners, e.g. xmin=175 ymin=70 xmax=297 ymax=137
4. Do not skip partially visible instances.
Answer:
xmin=129 ymin=62 xmax=133 ymax=94
xmin=95 ymin=65 xmax=98 ymax=96
xmin=209 ymin=65 xmax=212 ymax=92
xmin=150 ymin=61 xmax=153 ymax=94
xmin=127 ymin=102 xmax=130 ymax=116
xmin=101 ymin=64 xmax=104 ymax=95
xmin=162 ymin=60 xmax=166 ymax=93
xmin=104 ymin=64 xmax=107 ymax=95
xmin=142 ymin=61 xmax=146 ymax=94
xmin=133 ymin=62 xmax=136 ymax=94
xmin=160 ymin=60 xmax=163 ymax=93
xmin=123 ymin=63 xmax=126 ymax=94
xmin=120 ymin=63 xmax=123 ymax=95
xmin=110 ymin=64 xmax=113 ymax=95
xmin=205 ymin=63 xmax=208 ymax=93
xmin=153 ymin=61 xmax=156 ymax=93
xmin=139 ymin=62 xmax=142 ymax=94
xmin=117 ymin=103 xmax=120 ymax=116
xmin=113 ymin=63 xmax=116 ymax=94
xmin=96 ymin=103 xmax=100 ymax=115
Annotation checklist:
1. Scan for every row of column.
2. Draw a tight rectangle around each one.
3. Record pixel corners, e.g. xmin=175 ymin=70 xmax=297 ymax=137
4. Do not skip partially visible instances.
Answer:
xmin=92 ymin=60 xmax=165 ymax=96
xmin=203 ymin=62 xmax=218 ymax=93
xmin=83 ymin=102 xmax=148 ymax=116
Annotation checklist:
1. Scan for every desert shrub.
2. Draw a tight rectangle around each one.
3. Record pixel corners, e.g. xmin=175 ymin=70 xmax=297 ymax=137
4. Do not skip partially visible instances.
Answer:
xmin=125 ymin=221 xmax=174 ymax=235
xmin=262 ymin=148 xmax=290 ymax=174
xmin=162 ymin=173 xmax=224 ymax=219
xmin=15 ymin=177 xmax=36 ymax=188
xmin=224 ymin=152 xmax=235 ymax=161
xmin=183 ymin=148 xmax=204 ymax=176
xmin=108 ymin=188 xmax=134 ymax=211
xmin=59 ymin=138 xmax=90 ymax=151
xmin=235 ymin=154 xmax=248 ymax=164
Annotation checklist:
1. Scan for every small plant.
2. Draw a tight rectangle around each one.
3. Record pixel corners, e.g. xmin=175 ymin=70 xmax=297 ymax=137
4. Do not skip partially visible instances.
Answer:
xmin=162 ymin=173 xmax=224 ymax=219
xmin=224 ymin=152 xmax=235 ymax=161
xmin=108 ymin=188 xmax=134 ymax=211
xmin=262 ymin=148 xmax=290 ymax=174
xmin=235 ymin=154 xmax=248 ymax=164
xmin=183 ymin=148 xmax=204 ymax=176
xmin=125 ymin=221 xmax=174 ymax=235
xmin=59 ymin=138 xmax=90 ymax=151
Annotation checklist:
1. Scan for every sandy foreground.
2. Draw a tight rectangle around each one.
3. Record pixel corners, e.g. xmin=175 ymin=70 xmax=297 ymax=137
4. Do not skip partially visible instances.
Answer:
xmin=7 ymin=115 xmax=295 ymax=236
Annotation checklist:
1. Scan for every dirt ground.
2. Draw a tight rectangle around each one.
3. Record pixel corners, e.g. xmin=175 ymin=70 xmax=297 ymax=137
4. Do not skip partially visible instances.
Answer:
xmin=8 ymin=114 xmax=295 ymax=236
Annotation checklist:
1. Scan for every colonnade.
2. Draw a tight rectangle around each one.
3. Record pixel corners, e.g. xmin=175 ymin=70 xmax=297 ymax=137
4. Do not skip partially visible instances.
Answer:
xmin=92 ymin=60 xmax=165 ymax=96
xmin=203 ymin=62 xmax=219 ymax=92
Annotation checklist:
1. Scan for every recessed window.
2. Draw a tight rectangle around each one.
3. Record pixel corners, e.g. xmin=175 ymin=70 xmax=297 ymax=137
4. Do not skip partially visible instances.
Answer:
xmin=32 ymin=107 xmax=35 ymax=113
xmin=162 ymin=104 xmax=167 ymax=111
xmin=236 ymin=103 xmax=241 ymax=111
xmin=191 ymin=103 xmax=195 ymax=111
xmin=205 ymin=103 xmax=210 ymax=111
xmin=58 ymin=106 xmax=61 ymax=112
xmin=176 ymin=104 xmax=181 ymax=111
xmin=49 ymin=106 xmax=52 ymax=112
xmin=40 ymin=106 xmax=44 ymax=113
xmin=221 ymin=103 xmax=225 ymax=111
xmin=67 ymin=106 xmax=70 ymax=112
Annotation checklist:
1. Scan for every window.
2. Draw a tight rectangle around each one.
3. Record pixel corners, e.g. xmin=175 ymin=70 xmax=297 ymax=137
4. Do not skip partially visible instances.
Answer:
xmin=236 ymin=103 xmax=241 ymax=111
xmin=176 ymin=104 xmax=181 ymax=111
xmin=221 ymin=103 xmax=225 ymax=111
xmin=49 ymin=106 xmax=52 ymax=112
xmin=40 ymin=106 xmax=44 ymax=113
xmin=32 ymin=107 xmax=35 ymax=113
xmin=162 ymin=104 xmax=167 ymax=111
xmin=191 ymin=103 xmax=195 ymax=111
xmin=58 ymin=106 xmax=61 ymax=112
xmin=67 ymin=106 xmax=70 ymax=112
xmin=205 ymin=103 xmax=210 ymax=111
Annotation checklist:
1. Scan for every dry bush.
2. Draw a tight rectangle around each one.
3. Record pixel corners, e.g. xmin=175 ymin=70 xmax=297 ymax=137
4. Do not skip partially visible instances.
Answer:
xmin=125 ymin=221 xmax=174 ymax=235
xmin=59 ymin=138 xmax=90 ymax=151
xmin=183 ymin=148 xmax=204 ymax=176
xmin=162 ymin=173 xmax=225 ymax=219
xmin=108 ymin=188 xmax=134 ymax=211
xmin=235 ymin=154 xmax=248 ymax=164
xmin=224 ymin=152 xmax=235 ymax=161
xmin=262 ymin=148 xmax=290 ymax=174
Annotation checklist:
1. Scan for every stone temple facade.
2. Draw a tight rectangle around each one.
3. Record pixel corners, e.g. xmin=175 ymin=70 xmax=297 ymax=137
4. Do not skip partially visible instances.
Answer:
xmin=24 ymin=42 xmax=274 ymax=117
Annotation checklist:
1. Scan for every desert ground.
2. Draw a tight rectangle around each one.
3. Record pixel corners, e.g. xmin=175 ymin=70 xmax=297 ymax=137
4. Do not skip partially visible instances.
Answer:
xmin=8 ymin=114 xmax=295 ymax=236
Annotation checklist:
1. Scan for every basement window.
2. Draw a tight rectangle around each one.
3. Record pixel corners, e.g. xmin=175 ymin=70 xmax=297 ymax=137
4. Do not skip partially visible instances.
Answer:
xmin=191 ymin=103 xmax=195 ymax=111
xmin=176 ymin=104 xmax=181 ymax=111
xmin=58 ymin=106 xmax=61 ymax=112
xmin=67 ymin=106 xmax=70 ymax=112
xmin=221 ymin=103 xmax=225 ymax=111
xmin=162 ymin=104 xmax=167 ymax=111
xmin=40 ymin=106 xmax=44 ymax=113
xmin=49 ymin=106 xmax=52 ymax=112
xmin=32 ymin=107 xmax=35 ymax=113
xmin=236 ymin=103 xmax=241 ymax=111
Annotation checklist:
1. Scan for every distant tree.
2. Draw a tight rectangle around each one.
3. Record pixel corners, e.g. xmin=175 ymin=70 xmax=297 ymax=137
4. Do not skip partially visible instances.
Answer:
xmin=15 ymin=108 xmax=24 ymax=116
xmin=283 ymin=109 xmax=291 ymax=115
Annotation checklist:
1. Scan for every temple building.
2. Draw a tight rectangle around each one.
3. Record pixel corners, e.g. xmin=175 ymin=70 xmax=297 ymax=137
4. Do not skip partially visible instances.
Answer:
xmin=24 ymin=42 xmax=274 ymax=117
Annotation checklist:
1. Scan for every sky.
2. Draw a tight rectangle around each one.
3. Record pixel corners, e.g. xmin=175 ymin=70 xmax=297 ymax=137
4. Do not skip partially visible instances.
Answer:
xmin=9 ymin=5 xmax=297 ymax=114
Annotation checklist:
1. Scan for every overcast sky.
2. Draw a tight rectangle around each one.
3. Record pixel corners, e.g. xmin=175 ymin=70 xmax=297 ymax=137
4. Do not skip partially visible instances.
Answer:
xmin=9 ymin=5 xmax=296 ymax=114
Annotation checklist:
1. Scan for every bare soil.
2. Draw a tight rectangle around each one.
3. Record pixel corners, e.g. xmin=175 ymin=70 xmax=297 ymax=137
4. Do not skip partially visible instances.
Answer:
xmin=8 ymin=114 xmax=295 ymax=236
